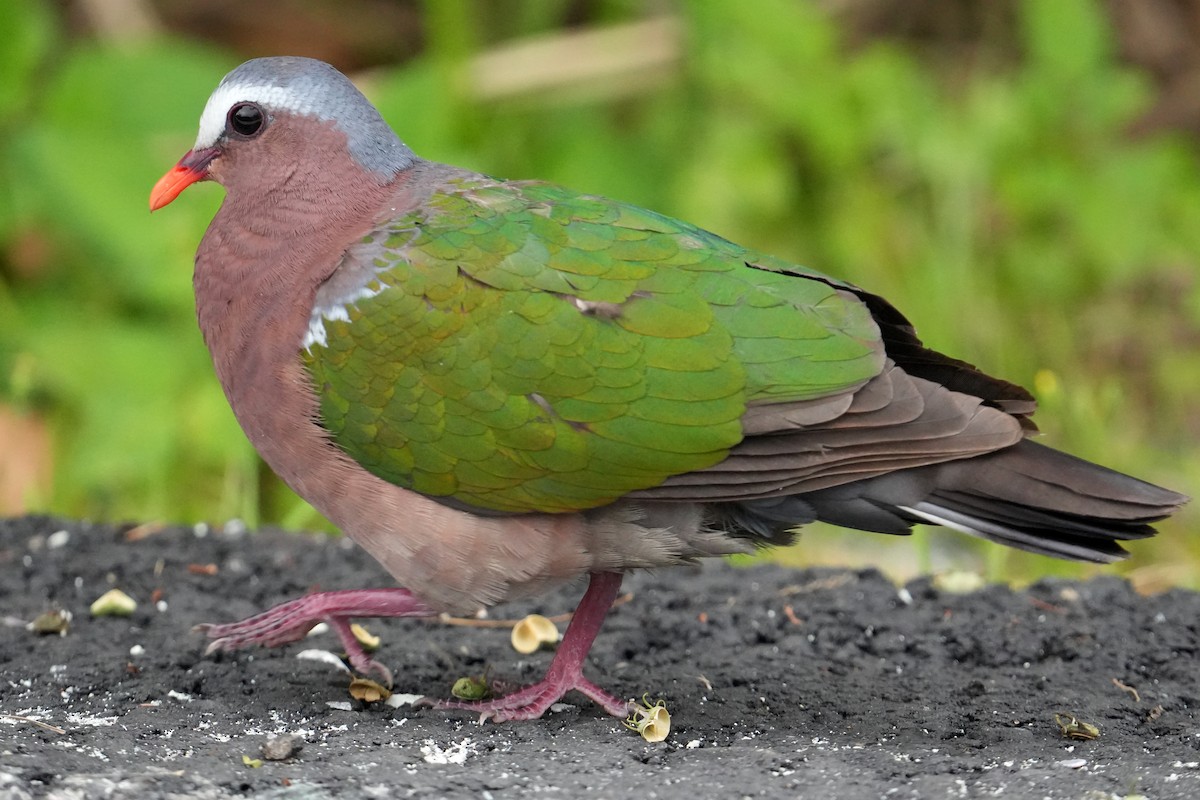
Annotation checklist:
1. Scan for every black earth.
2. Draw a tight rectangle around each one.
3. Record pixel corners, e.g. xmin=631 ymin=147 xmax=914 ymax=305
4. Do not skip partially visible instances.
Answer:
xmin=2 ymin=516 xmax=1198 ymax=799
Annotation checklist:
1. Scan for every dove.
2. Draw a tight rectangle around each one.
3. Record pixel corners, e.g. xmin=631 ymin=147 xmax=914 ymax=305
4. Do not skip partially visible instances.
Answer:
xmin=150 ymin=56 xmax=1187 ymax=722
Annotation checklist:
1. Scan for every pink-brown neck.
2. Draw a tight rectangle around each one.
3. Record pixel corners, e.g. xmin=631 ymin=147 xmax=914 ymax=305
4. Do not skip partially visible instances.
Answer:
xmin=194 ymin=120 xmax=410 ymax=416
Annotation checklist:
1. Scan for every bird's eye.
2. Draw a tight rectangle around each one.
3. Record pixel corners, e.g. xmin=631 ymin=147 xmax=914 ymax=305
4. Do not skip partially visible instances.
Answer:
xmin=228 ymin=103 xmax=266 ymax=138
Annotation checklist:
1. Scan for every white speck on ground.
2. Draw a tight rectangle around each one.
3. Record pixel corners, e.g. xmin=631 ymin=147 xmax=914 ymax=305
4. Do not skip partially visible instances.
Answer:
xmin=420 ymin=738 xmax=477 ymax=765
xmin=296 ymin=649 xmax=352 ymax=673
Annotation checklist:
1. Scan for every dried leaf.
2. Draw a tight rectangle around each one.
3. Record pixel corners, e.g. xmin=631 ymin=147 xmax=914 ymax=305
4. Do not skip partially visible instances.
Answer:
xmin=29 ymin=609 xmax=71 ymax=635
xmin=348 ymin=677 xmax=391 ymax=704
xmin=1054 ymin=713 xmax=1100 ymax=740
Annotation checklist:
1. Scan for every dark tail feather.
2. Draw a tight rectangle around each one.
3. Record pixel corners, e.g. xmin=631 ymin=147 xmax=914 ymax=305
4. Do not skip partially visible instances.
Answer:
xmin=730 ymin=440 xmax=1188 ymax=563
xmin=899 ymin=440 xmax=1187 ymax=563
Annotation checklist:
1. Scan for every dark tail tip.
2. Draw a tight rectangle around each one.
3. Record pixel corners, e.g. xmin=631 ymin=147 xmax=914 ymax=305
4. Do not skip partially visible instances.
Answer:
xmin=904 ymin=440 xmax=1188 ymax=562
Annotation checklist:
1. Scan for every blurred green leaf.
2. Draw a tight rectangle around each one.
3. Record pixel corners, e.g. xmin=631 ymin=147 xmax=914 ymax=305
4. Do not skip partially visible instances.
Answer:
xmin=10 ymin=42 xmax=231 ymax=314
xmin=0 ymin=0 xmax=55 ymax=117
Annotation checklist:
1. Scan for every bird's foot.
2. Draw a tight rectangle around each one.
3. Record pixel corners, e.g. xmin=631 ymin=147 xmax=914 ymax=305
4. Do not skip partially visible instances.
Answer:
xmin=421 ymin=571 xmax=630 ymax=722
xmin=195 ymin=588 xmax=433 ymax=685
xmin=422 ymin=671 xmax=634 ymax=722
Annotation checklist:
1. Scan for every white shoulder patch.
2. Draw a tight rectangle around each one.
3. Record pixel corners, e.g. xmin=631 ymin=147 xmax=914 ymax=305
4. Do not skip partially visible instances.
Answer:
xmin=301 ymin=284 xmax=384 ymax=352
xmin=194 ymin=82 xmax=311 ymax=150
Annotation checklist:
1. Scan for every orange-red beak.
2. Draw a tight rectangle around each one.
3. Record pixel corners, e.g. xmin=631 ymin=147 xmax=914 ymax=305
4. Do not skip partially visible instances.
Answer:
xmin=149 ymin=147 xmax=219 ymax=211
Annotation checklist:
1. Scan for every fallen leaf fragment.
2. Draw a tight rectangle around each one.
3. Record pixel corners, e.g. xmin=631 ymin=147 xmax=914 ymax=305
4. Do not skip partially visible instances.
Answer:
xmin=90 ymin=589 xmax=136 ymax=617
xmin=241 ymin=755 xmax=263 ymax=768
xmin=29 ymin=609 xmax=71 ymax=635
xmin=1111 ymin=677 xmax=1140 ymax=703
xmin=123 ymin=521 xmax=166 ymax=541
xmin=1054 ymin=713 xmax=1100 ymax=740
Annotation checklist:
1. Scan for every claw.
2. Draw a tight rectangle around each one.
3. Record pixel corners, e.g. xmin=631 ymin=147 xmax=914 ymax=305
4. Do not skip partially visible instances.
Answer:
xmin=194 ymin=577 xmax=630 ymax=723
xmin=422 ymin=572 xmax=632 ymax=722
xmin=194 ymin=588 xmax=431 ymax=684
xmin=354 ymin=657 xmax=394 ymax=689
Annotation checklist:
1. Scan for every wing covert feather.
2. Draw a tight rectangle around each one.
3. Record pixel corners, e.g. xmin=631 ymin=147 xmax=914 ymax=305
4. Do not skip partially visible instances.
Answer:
xmin=302 ymin=177 xmax=884 ymax=513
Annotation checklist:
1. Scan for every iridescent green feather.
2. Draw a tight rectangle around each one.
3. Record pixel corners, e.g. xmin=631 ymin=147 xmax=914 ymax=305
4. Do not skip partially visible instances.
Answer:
xmin=303 ymin=177 xmax=882 ymax=513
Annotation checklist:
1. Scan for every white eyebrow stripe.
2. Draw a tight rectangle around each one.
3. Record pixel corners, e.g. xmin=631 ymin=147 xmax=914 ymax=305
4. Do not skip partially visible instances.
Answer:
xmin=188 ymin=59 xmax=415 ymax=176
xmin=194 ymin=83 xmax=312 ymax=149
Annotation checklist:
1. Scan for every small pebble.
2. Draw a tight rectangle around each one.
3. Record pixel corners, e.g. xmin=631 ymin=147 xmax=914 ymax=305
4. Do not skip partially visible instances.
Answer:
xmin=385 ymin=693 xmax=423 ymax=708
xmin=295 ymin=649 xmax=352 ymax=673
xmin=261 ymin=733 xmax=303 ymax=761
xmin=1056 ymin=758 xmax=1087 ymax=769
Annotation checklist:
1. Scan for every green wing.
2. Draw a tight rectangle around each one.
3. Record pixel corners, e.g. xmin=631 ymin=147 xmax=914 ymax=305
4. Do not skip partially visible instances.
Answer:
xmin=302 ymin=177 xmax=883 ymax=513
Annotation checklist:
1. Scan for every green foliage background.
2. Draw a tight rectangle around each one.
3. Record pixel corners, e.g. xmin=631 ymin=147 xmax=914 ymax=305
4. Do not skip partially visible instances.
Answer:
xmin=1 ymin=0 xmax=1196 ymax=584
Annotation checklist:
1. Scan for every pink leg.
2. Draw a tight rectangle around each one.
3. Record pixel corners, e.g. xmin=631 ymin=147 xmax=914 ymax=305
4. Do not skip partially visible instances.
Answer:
xmin=195 ymin=588 xmax=433 ymax=685
xmin=424 ymin=571 xmax=634 ymax=722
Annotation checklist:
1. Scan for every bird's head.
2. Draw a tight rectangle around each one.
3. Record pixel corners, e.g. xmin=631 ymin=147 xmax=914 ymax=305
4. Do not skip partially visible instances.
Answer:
xmin=150 ymin=56 xmax=415 ymax=211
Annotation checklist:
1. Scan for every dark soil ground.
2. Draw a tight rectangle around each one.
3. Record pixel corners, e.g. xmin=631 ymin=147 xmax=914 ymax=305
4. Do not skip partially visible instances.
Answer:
xmin=2 ymin=516 xmax=1198 ymax=799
